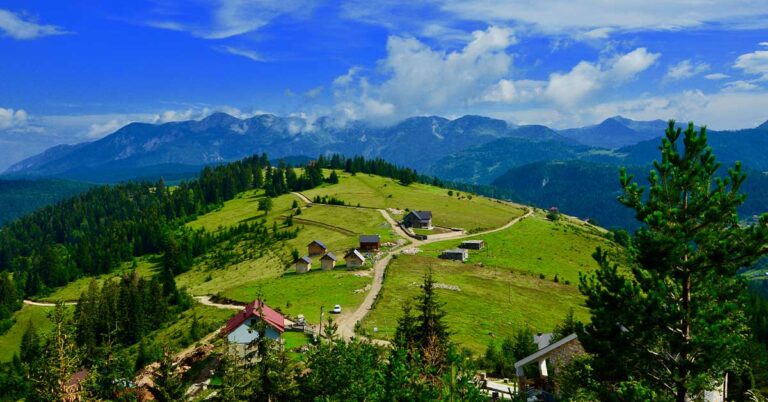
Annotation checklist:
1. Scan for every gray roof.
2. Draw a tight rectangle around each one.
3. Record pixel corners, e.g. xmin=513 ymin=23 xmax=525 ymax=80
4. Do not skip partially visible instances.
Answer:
xmin=297 ymin=256 xmax=312 ymax=264
xmin=308 ymin=240 xmax=327 ymax=249
xmin=344 ymin=249 xmax=366 ymax=261
xmin=406 ymin=211 xmax=432 ymax=221
xmin=514 ymin=333 xmax=579 ymax=369
xmin=321 ymin=252 xmax=337 ymax=261
xmin=442 ymin=249 xmax=467 ymax=254
xmin=409 ymin=210 xmax=432 ymax=220
xmin=461 ymin=240 xmax=484 ymax=244
xmin=359 ymin=234 xmax=381 ymax=243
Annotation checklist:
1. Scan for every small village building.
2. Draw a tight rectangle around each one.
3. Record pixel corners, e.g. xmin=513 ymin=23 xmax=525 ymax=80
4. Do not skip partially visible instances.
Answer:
xmin=403 ymin=210 xmax=433 ymax=229
xmin=459 ymin=240 xmax=485 ymax=250
xmin=221 ymin=300 xmax=285 ymax=346
xmin=513 ymin=333 xmax=727 ymax=401
xmin=440 ymin=249 xmax=468 ymax=262
xmin=344 ymin=249 xmax=366 ymax=268
xmin=320 ymin=252 xmax=337 ymax=270
xmin=307 ymin=240 xmax=328 ymax=256
xmin=295 ymin=256 xmax=312 ymax=273
xmin=359 ymin=234 xmax=381 ymax=251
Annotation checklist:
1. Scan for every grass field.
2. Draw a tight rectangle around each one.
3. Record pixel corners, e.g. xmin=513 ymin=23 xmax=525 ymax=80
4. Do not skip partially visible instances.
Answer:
xmin=361 ymin=254 xmax=589 ymax=354
xmin=220 ymin=268 xmax=371 ymax=324
xmin=0 ymin=304 xmax=57 ymax=362
xmin=421 ymin=212 xmax=624 ymax=284
xmin=302 ymin=171 xmax=527 ymax=232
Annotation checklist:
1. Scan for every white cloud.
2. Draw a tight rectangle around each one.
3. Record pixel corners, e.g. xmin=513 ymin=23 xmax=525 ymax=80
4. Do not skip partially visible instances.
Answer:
xmin=436 ymin=0 xmax=768 ymax=33
xmin=544 ymin=48 xmax=660 ymax=107
xmin=705 ymin=73 xmax=730 ymax=80
xmin=0 ymin=107 xmax=28 ymax=129
xmin=0 ymin=9 xmax=70 ymax=39
xmin=305 ymin=86 xmax=324 ymax=98
xmin=146 ymin=0 xmax=315 ymax=39
xmin=664 ymin=59 xmax=709 ymax=81
xmin=86 ymin=119 xmax=124 ymax=139
xmin=217 ymin=45 xmax=265 ymax=62
xmin=734 ymin=46 xmax=768 ymax=80
xmin=576 ymin=27 xmax=613 ymax=40
xmin=722 ymin=80 xmax=760 ymax=92
xmin=480 ymin=79 xmax=544 ymax=103
xmin=333 ymin=26 xmax=517 ymax=120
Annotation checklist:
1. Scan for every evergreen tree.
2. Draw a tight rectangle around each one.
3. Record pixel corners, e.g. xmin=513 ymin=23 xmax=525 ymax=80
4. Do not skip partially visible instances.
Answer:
xmin=327 ymin=170 xmax=340 ymax=184
xmin=579 ymin=121 xmax=768 ymax=401
xmin=20 ymin=320 xmax=42 ymax=363
xmin=28 ymin=303 xmax=89 ymax=402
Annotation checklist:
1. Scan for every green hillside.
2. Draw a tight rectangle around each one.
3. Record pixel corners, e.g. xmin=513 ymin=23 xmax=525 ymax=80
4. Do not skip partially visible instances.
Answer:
xmin=4 ymin=168 xmax=622 ymax=364
xmin=301 ymin=171 xmax=523 ymax=232
xmin=362 ymin=211 xmax=622 ymax=353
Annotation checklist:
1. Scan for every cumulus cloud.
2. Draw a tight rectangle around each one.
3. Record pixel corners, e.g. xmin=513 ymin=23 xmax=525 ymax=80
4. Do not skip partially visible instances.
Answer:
xmin=0 ymin=107 xmax=29 ymax=129
xmin=86 ymin=119 xmax=124 ymax=139
xmin=333 ymin=26 xmax=516 ymax=120
xmin=544 ymin=48 xmax=660 ymax=107
xmin=0 ymin=9 xmax=70 ymax=39
xmin=664 ymin=59 xmax=709 ymax=81
xmin=734 ymin=46 xmax=768 ymax=80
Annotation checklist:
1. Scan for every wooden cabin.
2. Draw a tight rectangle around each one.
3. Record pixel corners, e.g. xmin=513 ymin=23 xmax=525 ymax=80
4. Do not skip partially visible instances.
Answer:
xmin=320 ymin=252 xmax=337 ymax=270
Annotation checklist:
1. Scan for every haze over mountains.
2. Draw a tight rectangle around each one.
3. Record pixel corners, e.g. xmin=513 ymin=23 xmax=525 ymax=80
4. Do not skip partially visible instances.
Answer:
xmin=11 ymin=112 xmax=764 ymax=180
xmin=5 ymin=112 xmax=768 ymax=228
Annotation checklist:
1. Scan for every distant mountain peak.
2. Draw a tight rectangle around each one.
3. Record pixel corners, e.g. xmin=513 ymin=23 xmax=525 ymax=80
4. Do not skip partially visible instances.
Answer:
xmin=200 ymin=112 xmax=241 ymax=125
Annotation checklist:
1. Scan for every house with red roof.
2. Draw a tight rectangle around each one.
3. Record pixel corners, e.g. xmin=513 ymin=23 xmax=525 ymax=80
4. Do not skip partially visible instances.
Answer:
xmin=221 ymin=300 xmax=285 ymax=345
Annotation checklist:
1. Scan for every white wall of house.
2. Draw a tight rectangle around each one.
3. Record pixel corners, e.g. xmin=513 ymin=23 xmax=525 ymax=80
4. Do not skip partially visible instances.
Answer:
xmin=227 ymin=317 xmax=281 ymax=344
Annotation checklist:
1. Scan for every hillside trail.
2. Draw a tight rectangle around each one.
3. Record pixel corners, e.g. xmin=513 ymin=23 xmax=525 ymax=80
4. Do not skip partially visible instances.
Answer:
xmin=335 ymin=206 xmax=534 ymax=341
xmin=291 ymin=191 xmax=313 ymax=204
xmin=23 ymin=299 xmax=77 ymax=307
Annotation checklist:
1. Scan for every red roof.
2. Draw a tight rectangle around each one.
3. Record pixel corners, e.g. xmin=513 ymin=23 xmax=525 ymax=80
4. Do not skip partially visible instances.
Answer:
xmin=222 ymin=300 xmax=285 ymax=335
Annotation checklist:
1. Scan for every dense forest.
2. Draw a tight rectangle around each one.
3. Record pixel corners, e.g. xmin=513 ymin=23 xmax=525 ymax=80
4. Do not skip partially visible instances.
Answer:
xmin=0 ymin=178 xmax=92 ymax=226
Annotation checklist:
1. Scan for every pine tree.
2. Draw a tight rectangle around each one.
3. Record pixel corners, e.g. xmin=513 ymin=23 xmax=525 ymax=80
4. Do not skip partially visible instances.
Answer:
xmin=328 ymin=170 xmax=340 ymax=184
xmin=579 ymin=121 xmax=768 ymax=401
xmin=20 ymin=320 xmax=42 ymax=363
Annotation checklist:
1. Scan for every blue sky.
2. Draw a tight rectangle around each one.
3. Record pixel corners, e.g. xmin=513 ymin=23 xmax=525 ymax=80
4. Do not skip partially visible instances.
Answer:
xmin=2 ymin=0 xmax=768 ymax=167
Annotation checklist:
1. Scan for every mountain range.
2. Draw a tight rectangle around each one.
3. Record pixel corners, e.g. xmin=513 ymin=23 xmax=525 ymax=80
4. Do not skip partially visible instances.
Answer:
xmin=3 ymin=113 xmax=661 ymax=181
xmin=5 ymin=112 xmax=768 ymax=228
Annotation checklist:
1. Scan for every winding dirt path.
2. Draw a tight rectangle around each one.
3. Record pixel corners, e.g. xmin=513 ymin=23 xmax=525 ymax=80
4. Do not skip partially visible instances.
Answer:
xmin=23 ymin=299 xmax=77 ymax=307
xmin=291 ymin=191 xmax=313 ymax=204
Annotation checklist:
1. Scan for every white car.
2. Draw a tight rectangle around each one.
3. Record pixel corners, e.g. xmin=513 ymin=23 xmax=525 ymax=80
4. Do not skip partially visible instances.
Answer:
xmin=331 ymin=304 xmax=342 ymax=314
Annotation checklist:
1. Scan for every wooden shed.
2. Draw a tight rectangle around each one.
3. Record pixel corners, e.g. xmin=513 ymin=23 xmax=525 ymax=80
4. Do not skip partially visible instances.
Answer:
xmin=320 ymin=252 xmax=337 ymax=270
xmin=307 ymin=240 xmax=327 ymax=256
xmin=344 ymin=249 xmax=366 ymax=268
xmin=295 ymin=256 xmax=312 ymax=273
xmin=359 ymin=234 xmax=381 ymax=251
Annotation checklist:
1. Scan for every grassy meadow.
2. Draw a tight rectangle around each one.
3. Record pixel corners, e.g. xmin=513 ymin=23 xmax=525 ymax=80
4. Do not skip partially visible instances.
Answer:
xmin=302 ymin=171 xmax=527 ymax=231
xmin=0 ymin=304 xmax=57 ymax=362
xmin=361 ymin=254 xmax=589 ymax=354
xmin=421 ymin=212 xmax=624 ymax=284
